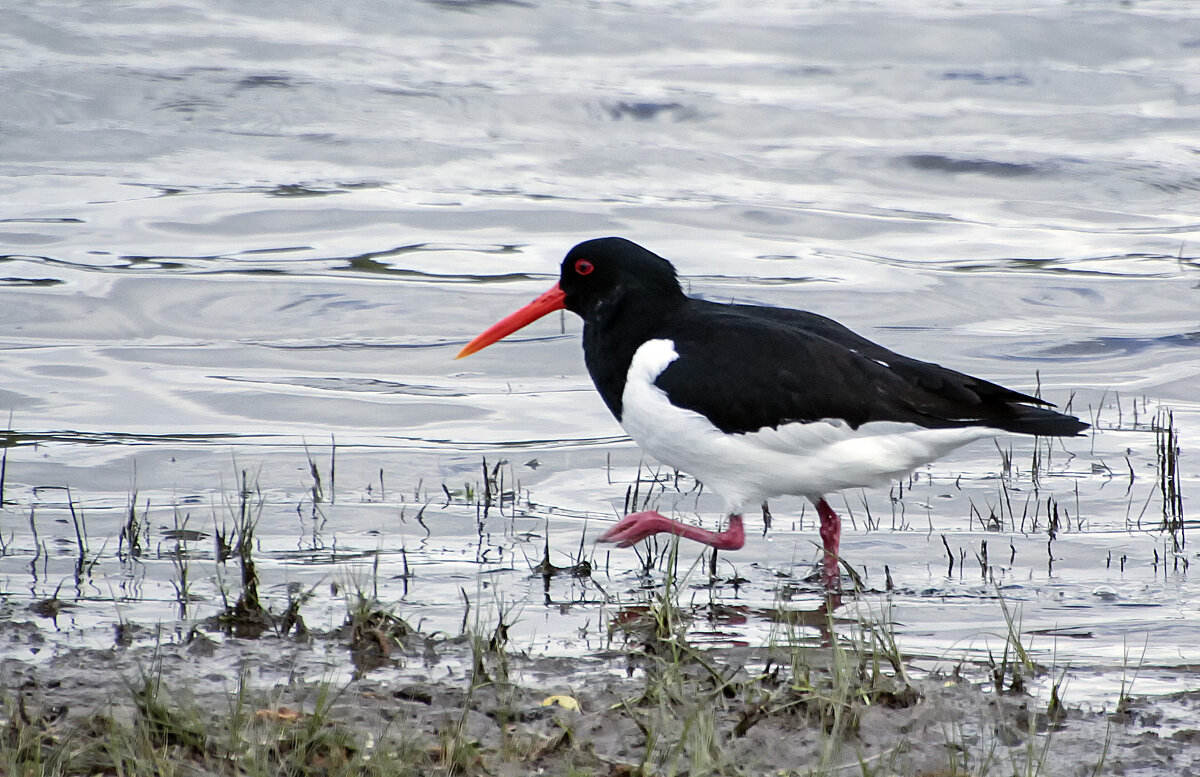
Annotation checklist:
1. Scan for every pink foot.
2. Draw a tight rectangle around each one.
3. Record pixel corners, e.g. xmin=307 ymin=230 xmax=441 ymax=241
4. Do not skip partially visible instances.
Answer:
xmin=597 ymin=511 xmax=745 ymax=551
xmin=815 ymin=498 xmax=842 ymax=591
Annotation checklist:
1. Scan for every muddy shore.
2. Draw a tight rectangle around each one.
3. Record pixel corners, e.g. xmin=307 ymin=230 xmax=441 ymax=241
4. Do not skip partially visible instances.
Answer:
xmin=3 ymin=603 xmax=1198 ymax=776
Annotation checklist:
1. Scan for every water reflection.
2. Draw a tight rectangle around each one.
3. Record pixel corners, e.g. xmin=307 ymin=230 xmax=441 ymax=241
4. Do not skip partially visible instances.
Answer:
xmin=0 ymin=0 xmax=1197 ymax=708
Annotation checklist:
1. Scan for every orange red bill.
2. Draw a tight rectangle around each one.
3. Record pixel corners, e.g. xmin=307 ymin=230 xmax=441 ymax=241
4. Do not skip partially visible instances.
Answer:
xmin=455 ymin=283 xmax=566 ymax=359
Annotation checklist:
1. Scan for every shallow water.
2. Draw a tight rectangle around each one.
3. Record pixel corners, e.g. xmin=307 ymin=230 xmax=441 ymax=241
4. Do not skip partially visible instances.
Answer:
xmin=2 ymin=0 xmax=1198 ymax=708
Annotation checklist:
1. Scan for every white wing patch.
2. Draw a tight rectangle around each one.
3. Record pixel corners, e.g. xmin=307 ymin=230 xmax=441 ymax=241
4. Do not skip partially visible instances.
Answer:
xmin=619 ymin=338 xmax=997 ymax=514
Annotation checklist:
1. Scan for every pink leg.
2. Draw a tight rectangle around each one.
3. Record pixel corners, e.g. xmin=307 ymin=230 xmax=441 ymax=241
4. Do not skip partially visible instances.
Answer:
xmin=815 ymin=498 xmax=841 ymax=591
xmin=597 ymin=511 xmax=745 ymax=551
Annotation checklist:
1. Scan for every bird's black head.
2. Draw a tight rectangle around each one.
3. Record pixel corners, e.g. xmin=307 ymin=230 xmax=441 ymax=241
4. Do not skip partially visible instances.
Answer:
xmin=558 ymin=237 xmax=685 ymax=320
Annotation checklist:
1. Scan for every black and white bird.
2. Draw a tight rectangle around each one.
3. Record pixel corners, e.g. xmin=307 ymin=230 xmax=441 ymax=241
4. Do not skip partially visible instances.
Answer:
xmin=457 ymin=237 xmax=1088 ymax=589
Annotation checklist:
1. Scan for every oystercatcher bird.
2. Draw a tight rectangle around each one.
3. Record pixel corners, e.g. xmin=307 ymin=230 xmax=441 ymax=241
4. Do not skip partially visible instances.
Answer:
xmin=457 ymin=237 xmax=1088 ymax=589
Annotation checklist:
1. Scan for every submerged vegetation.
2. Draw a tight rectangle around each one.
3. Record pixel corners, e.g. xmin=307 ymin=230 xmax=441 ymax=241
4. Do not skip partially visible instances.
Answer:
xmin=0 ymin=392 xmax=1194 ymax=775
xmin=0 ymin=569 xmax=1138 ymax=777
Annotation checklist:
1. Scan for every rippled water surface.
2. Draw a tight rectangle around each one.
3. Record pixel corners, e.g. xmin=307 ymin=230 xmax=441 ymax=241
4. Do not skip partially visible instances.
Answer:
xmin=2 ymin=0 xmax=1199 ymax=706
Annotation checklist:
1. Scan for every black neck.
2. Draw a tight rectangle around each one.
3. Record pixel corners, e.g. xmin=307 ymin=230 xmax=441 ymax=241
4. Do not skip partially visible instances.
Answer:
xmin=581 ymin=293 xmax=685 ymax=420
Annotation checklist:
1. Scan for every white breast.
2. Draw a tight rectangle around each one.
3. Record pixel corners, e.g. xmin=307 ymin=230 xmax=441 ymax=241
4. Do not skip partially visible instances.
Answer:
xmin=619 ymin=338 xmax=997 ymax=515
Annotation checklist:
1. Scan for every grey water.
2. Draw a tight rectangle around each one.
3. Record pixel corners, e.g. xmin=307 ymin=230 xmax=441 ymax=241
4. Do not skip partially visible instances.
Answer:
xmin=1 ymin=0 xmax=1198 ymax=706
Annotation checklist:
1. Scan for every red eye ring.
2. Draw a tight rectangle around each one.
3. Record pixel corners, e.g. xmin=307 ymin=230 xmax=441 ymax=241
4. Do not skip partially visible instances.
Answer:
xmin=574 ymin=259 xmax=594 ymax=276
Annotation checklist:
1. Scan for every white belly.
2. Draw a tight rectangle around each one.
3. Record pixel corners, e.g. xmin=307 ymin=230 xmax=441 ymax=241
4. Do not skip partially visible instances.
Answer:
xmin=620 ymin=339 xmax=997 ymax=515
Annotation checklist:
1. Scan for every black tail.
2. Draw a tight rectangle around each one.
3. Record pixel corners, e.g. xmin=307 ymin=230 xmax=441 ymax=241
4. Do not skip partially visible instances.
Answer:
xmin=987 ymin=403 xmax=1090 ymax=437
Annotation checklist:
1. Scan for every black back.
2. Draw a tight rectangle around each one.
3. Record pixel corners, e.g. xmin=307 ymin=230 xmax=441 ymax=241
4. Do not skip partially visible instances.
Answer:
xmin=558 ymin=238 xmax=1089 ymax=438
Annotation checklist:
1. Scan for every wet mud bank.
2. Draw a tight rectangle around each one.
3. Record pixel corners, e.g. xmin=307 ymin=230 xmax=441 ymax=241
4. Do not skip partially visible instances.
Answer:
xmin=3 ymin=607 xmax=1198 ymax=776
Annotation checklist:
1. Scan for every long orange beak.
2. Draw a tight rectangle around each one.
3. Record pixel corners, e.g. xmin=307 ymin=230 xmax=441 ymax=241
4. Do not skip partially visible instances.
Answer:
xmin=455 ymin=283 xmax=567 ymax=359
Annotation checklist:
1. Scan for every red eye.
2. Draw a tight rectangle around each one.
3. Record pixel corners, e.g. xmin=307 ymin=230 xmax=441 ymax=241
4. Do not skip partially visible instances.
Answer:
xmin=574 ymin=259 xmax=594 ymax=276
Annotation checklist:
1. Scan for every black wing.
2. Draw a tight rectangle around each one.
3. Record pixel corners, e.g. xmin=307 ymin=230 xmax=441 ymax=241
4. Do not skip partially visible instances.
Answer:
xmin=654 ymin=300 xmax=1088 ymax=437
